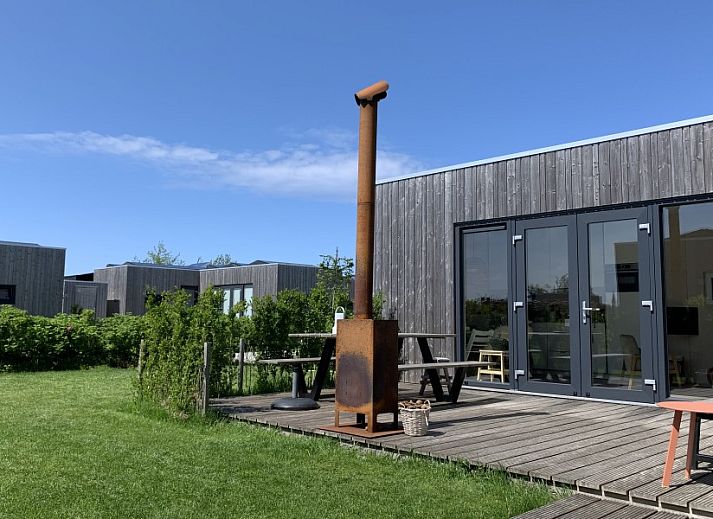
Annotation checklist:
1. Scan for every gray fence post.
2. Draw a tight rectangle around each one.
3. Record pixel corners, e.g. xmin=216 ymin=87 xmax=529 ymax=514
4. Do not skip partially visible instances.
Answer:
xmin=137 ymin=337 xmax=145 ymax=380
xmin=238 ymin=338 xmax=245 ymax=394
xmin=200 ymin=341 xmax=212 ymax=415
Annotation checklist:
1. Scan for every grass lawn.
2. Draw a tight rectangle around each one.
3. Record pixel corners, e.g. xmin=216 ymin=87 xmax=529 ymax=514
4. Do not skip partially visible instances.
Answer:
xmin=0 ymin=368 xmax=559 ymax=518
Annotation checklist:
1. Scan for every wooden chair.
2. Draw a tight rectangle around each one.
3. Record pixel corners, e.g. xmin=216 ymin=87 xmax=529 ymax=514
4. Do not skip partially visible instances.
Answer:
xmin=669 ymin=356 xmax=683 ymax=387
xmin=620 ymin=334 xmax=683 ymax=389
xmin=465 ymin=328 xmax=492 ymax=360
xmin=620 ymin=334 xmax=641 ymax=389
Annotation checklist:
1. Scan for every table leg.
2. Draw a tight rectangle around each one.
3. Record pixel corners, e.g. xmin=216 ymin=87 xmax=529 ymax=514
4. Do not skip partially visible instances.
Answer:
xmin=449 ymin=367 xmax=467 ymax=403
xmin=290 ymin=364 xmax=300 ymax=398
xmin=297 ymin=368 xmax=307 ymax=397
xmin=417 ymin=337 xmax=444 ymax=401
xmin=686 ymin=412 xmax=698 ymax=479
xmin=310 ymin=338 xmax=335 ymax=401
xmin=663 ymin=410 xmax=682 ymax=487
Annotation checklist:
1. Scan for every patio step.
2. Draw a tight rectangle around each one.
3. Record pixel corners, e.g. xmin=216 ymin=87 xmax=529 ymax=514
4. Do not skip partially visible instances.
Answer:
xmin=513 ymin=494 xmax=687 ymax=519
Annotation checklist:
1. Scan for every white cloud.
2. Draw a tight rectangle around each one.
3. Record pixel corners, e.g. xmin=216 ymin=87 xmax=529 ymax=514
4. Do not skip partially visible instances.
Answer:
xmin=0 ymin=130 xmax=421 ymax=198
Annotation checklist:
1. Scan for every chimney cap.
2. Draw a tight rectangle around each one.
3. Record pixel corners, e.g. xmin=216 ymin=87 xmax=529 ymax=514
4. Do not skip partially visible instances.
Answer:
xmin=354 ymin=80 xmax=389 ymax=105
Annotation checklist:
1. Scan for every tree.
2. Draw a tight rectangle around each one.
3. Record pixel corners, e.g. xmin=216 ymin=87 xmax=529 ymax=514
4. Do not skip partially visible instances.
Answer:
xmin=316 ymin=248 xmax=353 ymax=312
xmin=138 ymin=241 xmax=184 ymax=265
xmin=210 ymin=254 xmax=234 ymax=266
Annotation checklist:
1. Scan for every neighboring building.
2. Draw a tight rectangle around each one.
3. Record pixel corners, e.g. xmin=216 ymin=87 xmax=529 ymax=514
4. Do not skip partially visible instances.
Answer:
xmin=374 ymin=114 xmax=713 ymax=404
xmin=0 ymin=240 xmax=65 ymax=316
xmin=200 ymin=261 xmax=319 ymax=316
xmin=89 ymin=260 xmax=319 ymax=317
xmin=93 ymin=262 xmax=202 ymax=316
xmin=62 ymin=280 xmax=108 ymax=318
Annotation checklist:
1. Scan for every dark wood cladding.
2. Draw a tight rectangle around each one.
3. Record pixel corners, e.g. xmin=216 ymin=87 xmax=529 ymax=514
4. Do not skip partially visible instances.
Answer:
xmin=62 ymin=280 xmax=108 ymax=318
xmin=374 ymin=121 xmax=713 ymax=368
xmin=200 ymin=264 xmax=279 ymax=298
xmin=200 ymin=264 xmax=317 ymax=298
xmin=0 ymin=243 xmax=65 ymax=316
xmin=94 ymin=265 xmax=200 ymax=316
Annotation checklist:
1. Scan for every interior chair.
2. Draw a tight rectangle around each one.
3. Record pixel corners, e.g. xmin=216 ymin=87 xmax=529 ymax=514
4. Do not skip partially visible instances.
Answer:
xmin=668 ymin=355 xmax=683 ymax=387
xmin=620 ymin=334 xmax=641 ymax=390
xmin=465 ymin=328 xmax=493 ymax=360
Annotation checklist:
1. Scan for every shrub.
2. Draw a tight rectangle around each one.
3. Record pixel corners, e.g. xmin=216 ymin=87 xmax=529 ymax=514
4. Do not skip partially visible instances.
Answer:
xmin=0 ymin=306 xmax=103 ymax=371
xmin=137 ymin=288 xmax=236 ymax=415
xmin=99 ymin=314 xmax=145 ymax=367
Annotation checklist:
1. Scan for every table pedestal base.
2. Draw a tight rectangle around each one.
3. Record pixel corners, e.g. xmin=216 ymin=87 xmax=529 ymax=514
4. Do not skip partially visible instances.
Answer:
xmin=270 ymin=363 xmax=320 ymax=411
xmin=271 ymin=397 xmax=320 ymax=411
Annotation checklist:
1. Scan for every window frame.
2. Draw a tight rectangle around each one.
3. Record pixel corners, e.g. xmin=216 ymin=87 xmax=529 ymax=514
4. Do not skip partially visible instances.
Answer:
xmin=0 ymin=284 xmax=16 ymax=305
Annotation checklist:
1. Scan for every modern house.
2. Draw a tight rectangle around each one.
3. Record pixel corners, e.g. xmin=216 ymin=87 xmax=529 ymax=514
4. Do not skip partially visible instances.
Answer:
xmin=88 ymin=260 xmax=319 ymax=316
xmin=93 ymin=262 xmax=203 ymax=316
xmin=0 ymin=240 xmax=65 ymax=316
xmin=62 ymin=280 xmax=109 ymax=318
xmin=200 ymin=261 xmax=319 ymax=316
xmin=374 ymin=114 xmax=713 ymax=404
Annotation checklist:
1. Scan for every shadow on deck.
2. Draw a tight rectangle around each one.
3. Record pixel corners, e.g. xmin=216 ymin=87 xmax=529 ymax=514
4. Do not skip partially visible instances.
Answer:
xmin=213 ymin=384 xmax=713 ymax=518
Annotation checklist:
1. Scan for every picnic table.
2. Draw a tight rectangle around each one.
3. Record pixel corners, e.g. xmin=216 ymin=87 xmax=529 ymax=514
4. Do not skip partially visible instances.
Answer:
xmin=284 ymin=332 xmax=490 ymax=405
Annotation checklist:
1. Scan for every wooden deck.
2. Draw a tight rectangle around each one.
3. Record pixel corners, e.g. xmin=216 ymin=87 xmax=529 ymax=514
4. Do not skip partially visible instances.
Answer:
xmin=213 ymin=385 xmax=713 ymax=518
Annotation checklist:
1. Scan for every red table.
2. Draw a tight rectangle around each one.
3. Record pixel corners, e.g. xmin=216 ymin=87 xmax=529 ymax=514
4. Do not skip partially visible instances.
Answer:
xmin=657 ymin=401 xmax=713 ymax=487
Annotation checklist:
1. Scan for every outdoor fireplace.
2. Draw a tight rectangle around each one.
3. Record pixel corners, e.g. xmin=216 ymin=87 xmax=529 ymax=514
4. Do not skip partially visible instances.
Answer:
xmin=334 ymin=80 xmax=399 ymax=434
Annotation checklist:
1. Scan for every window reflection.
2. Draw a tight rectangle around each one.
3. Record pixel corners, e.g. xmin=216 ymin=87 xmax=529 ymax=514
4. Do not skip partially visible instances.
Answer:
xmin=462 ymin=229 xmax=509 ymax=385
xmin=525 ymin=226 xmax=571 ymax=384
xmin=664 ymin=202 xmax=713 ymax=397
xmin=587 ymin=220 xmax=641 ymax=389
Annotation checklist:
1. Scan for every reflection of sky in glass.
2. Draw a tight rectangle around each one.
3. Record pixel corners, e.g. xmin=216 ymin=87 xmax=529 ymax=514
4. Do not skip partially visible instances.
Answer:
xmin=463 ymin=230 xmax=508 ymax=301
xmin=526 ymin=226 xmax=568 ymax=292
xmin=664 ymin=202 xmax=713 ymax=238
xmin=589 ymin=220 xmax=637 ymax=306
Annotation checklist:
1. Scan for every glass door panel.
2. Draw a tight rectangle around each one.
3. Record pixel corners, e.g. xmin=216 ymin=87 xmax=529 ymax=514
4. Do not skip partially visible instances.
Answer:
xmin=461 ymin=227 xmax=509 ymax=387
xmin=578 ymin=209 xmax=655 ymax=402
xmin=586 ymin=220 xmax=642 ymax=390
xmin=515 ymin=216 xmax=580 ymax=396
xmin=526 ymin=226 xmax=571 ymax=384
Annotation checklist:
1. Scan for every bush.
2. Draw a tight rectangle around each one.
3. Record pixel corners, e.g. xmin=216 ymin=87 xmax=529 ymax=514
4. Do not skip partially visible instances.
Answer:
xmin=137 ymin=288 xmax=237 ymax=415
xmin=0 ymin=306 xmax=144 ymax=372
xmin=0 ymin=306 xmax=104 ymax=371
xmin=99 ymin=314 xmax=144 ymax=367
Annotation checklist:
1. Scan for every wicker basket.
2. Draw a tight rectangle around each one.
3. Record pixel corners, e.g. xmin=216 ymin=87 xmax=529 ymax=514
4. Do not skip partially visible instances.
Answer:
xmin=399 ymin=401 xmax=431 ymax=436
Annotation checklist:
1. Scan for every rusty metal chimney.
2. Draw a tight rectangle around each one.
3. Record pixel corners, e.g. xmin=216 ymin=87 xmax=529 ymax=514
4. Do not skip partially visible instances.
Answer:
xmin=333 ymin=81 xmax=399 ymax=436
xmin=353 ymin=80 xmax=388 ymax=320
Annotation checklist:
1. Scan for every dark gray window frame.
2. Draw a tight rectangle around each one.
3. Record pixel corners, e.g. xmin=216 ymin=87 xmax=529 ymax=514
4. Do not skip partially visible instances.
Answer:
xmin=0 ymin=284 xmax=16 ymax=305
xmin=455 ymin=192 xmax=713 ymax=402
xmin=455 ymin=221 xmax=513 ymax=389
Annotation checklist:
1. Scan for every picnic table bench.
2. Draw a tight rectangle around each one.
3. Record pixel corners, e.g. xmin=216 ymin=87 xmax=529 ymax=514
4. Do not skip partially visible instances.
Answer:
xmin=399 ymin=360 xmax=494 ymax=403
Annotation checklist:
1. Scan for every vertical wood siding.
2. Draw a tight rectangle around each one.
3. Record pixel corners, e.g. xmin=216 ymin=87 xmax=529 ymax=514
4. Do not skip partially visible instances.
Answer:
xmin=374 ymin=121 xmax=713 ymax=367
xmin=0 ymin=244 xmax=65 ymax=316
xmin=62 ymin=280 xmax=108 ymax=318
xmin=95 ymin=266 xmax=200 ymax=316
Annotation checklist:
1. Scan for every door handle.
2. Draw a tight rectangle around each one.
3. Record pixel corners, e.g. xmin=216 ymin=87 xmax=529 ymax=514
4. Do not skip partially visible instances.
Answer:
xmin=641 ymin=300 xmax=654 ymax=312
xmin=582 ymin=300 xmax=600 ymax=324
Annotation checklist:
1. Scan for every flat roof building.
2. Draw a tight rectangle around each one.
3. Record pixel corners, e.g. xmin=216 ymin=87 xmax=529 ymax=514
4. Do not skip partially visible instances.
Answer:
xmin=0 ymin=240 xmax=65 ymax=316
xmin=374 ymin=114 xmax=713 ymax=404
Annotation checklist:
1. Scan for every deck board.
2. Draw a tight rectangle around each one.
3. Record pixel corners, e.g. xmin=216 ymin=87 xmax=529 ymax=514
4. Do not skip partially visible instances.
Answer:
xmin=214 ymin=384 xmax=713 ymax=517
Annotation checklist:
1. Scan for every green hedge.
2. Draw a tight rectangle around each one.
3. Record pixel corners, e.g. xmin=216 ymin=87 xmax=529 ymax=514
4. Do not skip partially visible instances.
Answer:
xmin=0 ymin=306 xmax=143 ymax=372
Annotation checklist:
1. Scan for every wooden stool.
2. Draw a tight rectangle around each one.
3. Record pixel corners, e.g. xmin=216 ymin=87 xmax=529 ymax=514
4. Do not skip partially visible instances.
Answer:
xmin=477 ymin=349 xmax=508 ymax=383
xmin=657 ymin=401 xmax=713 ymax=487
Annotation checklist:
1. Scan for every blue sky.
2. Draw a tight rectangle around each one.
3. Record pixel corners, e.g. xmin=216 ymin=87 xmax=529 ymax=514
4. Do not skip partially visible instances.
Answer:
xmin=1 ymin=1 xmax=712 ymax=274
